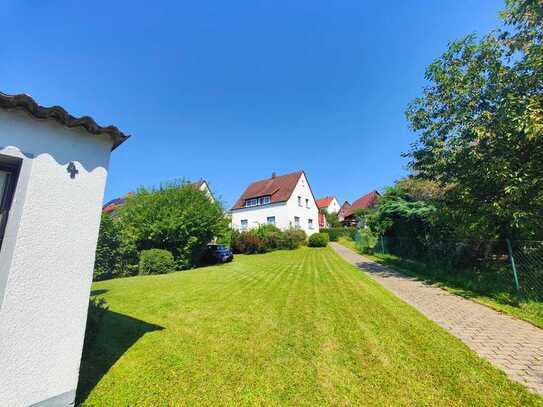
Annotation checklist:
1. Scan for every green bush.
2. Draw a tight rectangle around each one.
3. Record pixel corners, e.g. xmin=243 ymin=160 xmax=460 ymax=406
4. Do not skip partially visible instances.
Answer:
xmin=283 ymin=228 xmax=307 ymax=249
xmin=308 ymin=232 xmax=330 ymax=247
xmin=94 ymin=214 xmax=122 ymax=281
xmin=82 ymin=297 xmax=108 ymax=358
xmin=139 ymin=249 xmax=175 ymax=275
xmin=356 ymin=229 xmax=378 ymax=254
xmin=320 ymin=227 xmax=356 ymax=242
xmin=100 ymin=181 xmax=229 ymax=273
xmin=231 ymin=226 xmax=307 ymax=254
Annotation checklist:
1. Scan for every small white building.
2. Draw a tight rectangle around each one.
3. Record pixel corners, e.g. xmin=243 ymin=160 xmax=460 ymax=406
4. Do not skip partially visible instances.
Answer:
xmin=231 ymin=171 xmax=320 ymax=236
xmin=317 ymin=196 xmax=340 ymax=214
xmin=0 ymin=92 xmax=127 ymax=406
xmin=316 ymin=196 xmax=341 ymax=228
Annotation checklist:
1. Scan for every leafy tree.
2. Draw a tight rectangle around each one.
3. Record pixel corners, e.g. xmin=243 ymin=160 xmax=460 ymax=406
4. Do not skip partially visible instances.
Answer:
xmin=94 ymin=213 xmax=122 ymax=280
xmin=117 ymin=181 xmax=229 ymax=269
xmin=324 ymin=211 xmax=342 ymax=228
xmin=406 ymin=0 xmax=543 ymax=240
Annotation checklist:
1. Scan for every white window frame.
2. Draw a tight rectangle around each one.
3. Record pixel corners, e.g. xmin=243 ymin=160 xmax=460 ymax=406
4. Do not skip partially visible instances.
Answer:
xmin=298 ymin=196 xmax=302 ymax=207
xmin=305 ymin=198 xmax=309 ymax=208
xmin=267 ymin=216 xmax=276 ymax=225
xmin=294 ymin=216 xmax=300 ymax=228
xmin=244 ymin=195 xmax=271 ymax=207
xmin=308 ymin=218 xmax=314 ymax=229
xmin=240 ymin=219 xmax=248 ymax=230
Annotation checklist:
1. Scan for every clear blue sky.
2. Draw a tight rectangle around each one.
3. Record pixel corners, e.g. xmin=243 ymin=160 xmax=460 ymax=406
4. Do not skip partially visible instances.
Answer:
xmin=3 ymin=1 xmax=504 ymax=207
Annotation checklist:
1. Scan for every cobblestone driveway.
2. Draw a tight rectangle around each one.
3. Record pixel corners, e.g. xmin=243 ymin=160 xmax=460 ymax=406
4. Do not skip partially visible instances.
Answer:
xmin=331 ymin=242 xmax=543 ymax=395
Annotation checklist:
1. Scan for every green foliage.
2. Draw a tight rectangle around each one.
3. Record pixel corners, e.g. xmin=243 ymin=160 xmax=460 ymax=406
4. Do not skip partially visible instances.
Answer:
xmin=320 ymin=227 xmax=357 ymax=242
xmin=139 ymin=249 xmax=175 ymax=275
xmin=231 ymin=226 xmax=306 ymax=254
xmin=356 ymin=228 xmax=379 ymax=254
xmin=283 ymin=228 xmax=307 ymax=248
xmin=82 ymin=297 xmax=108 ymax=359
xmin=94 ymin=214 xmax=122 ymax=281
xmin=308 ymin=232 xmax=329 ymax=247
xmin=116 ymin=181 xmax=229 ymax=270
xmin=324 ymin=211 xmax=342 ymax=228
xmin=231 ymin=230 xmax=267 ymax=254
xmin=406 ymin=1 xmax=543 ymax=240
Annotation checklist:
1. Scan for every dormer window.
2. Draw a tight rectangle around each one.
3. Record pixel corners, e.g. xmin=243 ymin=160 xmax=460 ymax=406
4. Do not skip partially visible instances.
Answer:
xmin=244 ymin=195 xmax=271 ymax=207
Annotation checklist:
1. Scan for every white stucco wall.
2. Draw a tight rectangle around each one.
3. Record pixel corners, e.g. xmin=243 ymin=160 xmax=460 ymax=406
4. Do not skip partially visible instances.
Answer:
xmin=285 ymin=173 xmax=319 ymax=235
xmin=231 ymin=202 xmax=289 ymax=231
xmin=231 ymin=173 xmax=320 ymax=236
xmin=0 ymin=110 xmax=113 ymax=406
xmin=325 ymin=198 xmax=341 ymax=214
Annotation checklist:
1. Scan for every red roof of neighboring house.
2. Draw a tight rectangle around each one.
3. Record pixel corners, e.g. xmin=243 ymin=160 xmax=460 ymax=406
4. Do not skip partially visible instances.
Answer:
xmin=316 ymin=196 xmax=335 ymax=209
xmin=343 ymin=191 xmax=380 ymax=218
xmin=232 ymin=171 xmax=312 ymax=210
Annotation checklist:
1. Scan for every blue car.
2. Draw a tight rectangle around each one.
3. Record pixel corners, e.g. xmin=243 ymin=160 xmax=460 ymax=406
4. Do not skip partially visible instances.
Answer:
xmin=204 ymin=244 xmax=234 ymax=264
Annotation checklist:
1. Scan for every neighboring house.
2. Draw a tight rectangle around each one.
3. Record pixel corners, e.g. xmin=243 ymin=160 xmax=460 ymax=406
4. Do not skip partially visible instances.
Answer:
xmin=339 ymin=191 xmax=380 ymax=226
xmin=338 ymin=201 xmax=352 ymax=222
xmin=316 ymin=196 xmax=341 ymax=228
xmin=231 ymin=171 xmax=320 ymax=236
xmin=103 ymin=179 xmax=215 ymax=215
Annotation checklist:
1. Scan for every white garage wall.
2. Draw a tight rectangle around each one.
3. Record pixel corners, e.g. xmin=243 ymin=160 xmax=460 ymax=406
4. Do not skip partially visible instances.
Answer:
xmin=0 ymin=110 xmax=113 ymax=406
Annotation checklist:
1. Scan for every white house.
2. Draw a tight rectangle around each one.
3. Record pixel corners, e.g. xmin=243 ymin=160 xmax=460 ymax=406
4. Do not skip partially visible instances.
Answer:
xmin=231 ymin=171 xmax=320 ymax=236
xmin=316 ymin=196 xmax=341 ymax=228
xmin=0 ymin=92 xmax=128 ymax=407
xmin=316 ymin=196 xmax=340 ymax=214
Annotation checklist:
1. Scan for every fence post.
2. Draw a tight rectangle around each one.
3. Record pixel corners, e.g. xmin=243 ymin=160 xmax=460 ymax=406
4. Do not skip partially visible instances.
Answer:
xmin=506 ymin=239 xmax=521 ymax=293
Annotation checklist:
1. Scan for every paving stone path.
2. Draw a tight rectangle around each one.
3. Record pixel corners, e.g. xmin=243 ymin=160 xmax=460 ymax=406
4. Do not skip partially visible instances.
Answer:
xmin=330 ymin=242 xmax=543 ymax=395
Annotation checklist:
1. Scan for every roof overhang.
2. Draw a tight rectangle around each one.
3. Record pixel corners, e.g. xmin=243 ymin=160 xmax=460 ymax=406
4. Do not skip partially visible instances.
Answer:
xmin=0 ymin=92 xmax=129 ymax=150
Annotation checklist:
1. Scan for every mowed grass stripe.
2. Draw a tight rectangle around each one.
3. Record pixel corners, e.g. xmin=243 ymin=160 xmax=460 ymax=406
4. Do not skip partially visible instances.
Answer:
xmin=81 ymin=247 xmax=543 ymax=406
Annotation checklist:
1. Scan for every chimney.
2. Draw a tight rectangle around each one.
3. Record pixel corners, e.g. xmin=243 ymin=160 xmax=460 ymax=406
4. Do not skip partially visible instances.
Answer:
xmin=271 ymin=172 xmax=276 ymax=179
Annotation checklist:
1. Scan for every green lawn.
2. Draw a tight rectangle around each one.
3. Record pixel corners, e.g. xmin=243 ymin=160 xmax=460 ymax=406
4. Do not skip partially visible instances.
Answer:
xmin=80 ymin=247 xmax=541 ymax=406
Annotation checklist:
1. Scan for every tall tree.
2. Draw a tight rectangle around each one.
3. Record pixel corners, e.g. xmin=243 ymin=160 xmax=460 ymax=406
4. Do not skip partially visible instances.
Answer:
xmin=406 ymin=0 xmax=543 ymax=240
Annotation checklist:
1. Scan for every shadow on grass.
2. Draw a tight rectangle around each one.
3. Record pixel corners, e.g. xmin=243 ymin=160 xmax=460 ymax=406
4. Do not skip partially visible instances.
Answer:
xmin=76 ymin=310 xmax=164 ymax=405
xmin=90 ymin=289 xmax=108 ymax=296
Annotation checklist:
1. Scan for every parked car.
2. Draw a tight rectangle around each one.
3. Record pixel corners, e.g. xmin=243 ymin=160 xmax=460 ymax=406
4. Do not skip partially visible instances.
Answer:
xmin=203 ymin=244 xmax=234 ymax=264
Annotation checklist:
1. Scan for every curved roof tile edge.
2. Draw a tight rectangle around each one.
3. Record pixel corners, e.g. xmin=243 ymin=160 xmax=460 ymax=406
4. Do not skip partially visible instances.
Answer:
xmin=0 ymin=92 xmax=129 ymax=150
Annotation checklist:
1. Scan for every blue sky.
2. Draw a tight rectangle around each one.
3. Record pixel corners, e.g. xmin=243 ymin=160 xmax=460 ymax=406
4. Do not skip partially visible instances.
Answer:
xmin=3 ymin=1 xmax=504 ymax=207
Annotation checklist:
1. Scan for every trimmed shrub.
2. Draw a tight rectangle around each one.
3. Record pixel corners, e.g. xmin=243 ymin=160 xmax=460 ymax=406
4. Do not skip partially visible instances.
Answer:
xmin=139 ymin=249 xmax=175 ymax=275
xmin=320 ymin=227 xmax=356 ymax=242
xmin=308 ymin=232 xmax=330 ymax=247
xmin=231 ymin=231 xmax=267 ymax=254
xmin=283 ymin=228 xmax=307 ymax=249
xmin=231 ymin=226 xmax=307 ymax=254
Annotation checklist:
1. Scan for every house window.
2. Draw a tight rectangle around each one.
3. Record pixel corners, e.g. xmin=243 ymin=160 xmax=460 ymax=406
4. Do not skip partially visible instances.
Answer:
xmin=267 ymin=216 xmax=275 ymax=225
xmin=298 ymin=196 xmax=302 ymax=206
xmin=294 ymin=216 xmax=300 ymax=228
xmin=244 ymin=195 xmax=271 ymax=207
xmin=308 ymin=218 xmax=314 ymax=229
xmin=305 ymin=198 xmax=309 ymax=208
xmin=240 ymin=219 xmax=248 ymax=230
xmin=0 ymin=159 xmax=20 ymax=251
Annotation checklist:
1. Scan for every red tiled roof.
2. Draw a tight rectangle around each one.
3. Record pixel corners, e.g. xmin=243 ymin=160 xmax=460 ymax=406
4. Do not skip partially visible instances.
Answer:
xmin=316 ymin=196 xmax=335 ymax=209
xmin=232 ymin=171 xmax=305 ymax=210
xmin=344 ymin=191 xmax=380 ymax=218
